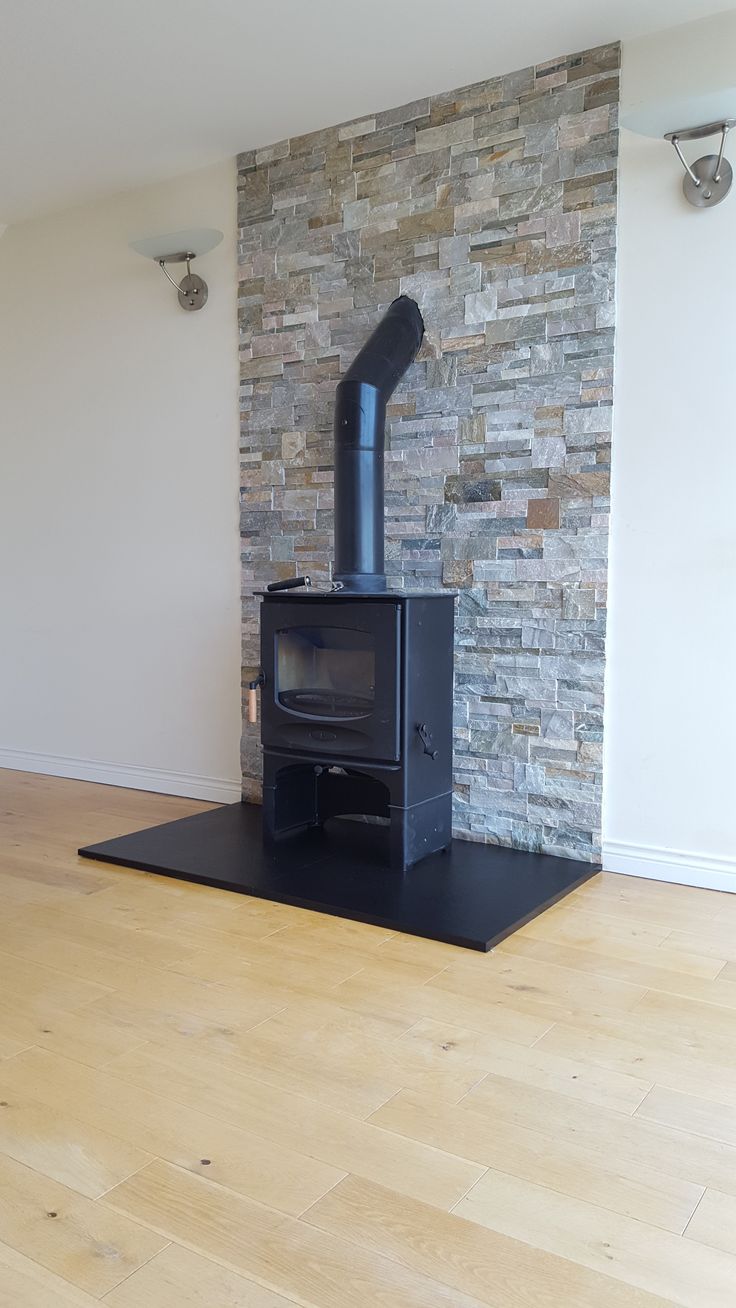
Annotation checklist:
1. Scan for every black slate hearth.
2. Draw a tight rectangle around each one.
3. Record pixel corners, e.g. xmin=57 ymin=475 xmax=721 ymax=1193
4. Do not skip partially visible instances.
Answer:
xmin=79 ymin=802 xmax=598 ymax=951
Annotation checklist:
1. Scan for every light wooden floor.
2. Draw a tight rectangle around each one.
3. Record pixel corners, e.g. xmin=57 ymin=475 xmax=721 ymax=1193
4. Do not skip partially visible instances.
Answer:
xmin=1 ymin=773 xmax=736 ymax=1307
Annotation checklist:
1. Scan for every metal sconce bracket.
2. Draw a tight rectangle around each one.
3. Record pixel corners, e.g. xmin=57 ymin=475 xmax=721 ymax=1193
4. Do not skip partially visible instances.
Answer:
xmin=665 ymin=119 xmax=735 ymax=207
xmin=157 ymin=251 xmax=208 ymax=311
xmin=129 ymin=229 xmax=222 ymax=308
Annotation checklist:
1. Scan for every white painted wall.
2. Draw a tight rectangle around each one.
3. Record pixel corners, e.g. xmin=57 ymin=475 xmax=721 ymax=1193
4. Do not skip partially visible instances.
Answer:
xmin=605 ymin=12 xmax=736 ymax=888
xmin=2 ymin=18 xmax=735 ymax=871
xmin=0 ymin=161 xmax=242 ymax=802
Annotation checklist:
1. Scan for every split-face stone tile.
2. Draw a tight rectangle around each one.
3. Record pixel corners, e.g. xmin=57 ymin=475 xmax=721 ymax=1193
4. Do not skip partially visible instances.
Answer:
xmin=237 ymin=42 xmax=618 ymax=861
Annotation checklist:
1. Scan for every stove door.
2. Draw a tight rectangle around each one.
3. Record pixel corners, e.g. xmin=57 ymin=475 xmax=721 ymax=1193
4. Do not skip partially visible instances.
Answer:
xmin=260 ymin=600 xmax=400 ymax=762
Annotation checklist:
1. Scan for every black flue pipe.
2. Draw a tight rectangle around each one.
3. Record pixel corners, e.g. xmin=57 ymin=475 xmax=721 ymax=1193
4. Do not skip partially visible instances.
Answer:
xmin=333 ymin=296 xmax=424 ymax=592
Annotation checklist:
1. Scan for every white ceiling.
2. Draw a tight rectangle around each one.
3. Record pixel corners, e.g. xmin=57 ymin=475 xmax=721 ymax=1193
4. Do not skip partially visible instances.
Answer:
xmin=0 ymin=0 xmax=732 ymax=226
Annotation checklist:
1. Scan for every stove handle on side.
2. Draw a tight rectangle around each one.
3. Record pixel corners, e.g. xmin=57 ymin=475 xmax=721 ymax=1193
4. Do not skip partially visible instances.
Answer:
xmin=247 ymin=672 xmax=266 ymax=725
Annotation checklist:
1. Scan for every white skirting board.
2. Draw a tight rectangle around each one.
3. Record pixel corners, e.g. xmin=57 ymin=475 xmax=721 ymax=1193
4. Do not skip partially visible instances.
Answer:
xmin=2 ymin=750 xmax=732 ymax=891
xmin=603 ymin=839 xmax=736 ymax=894
xmin=0 ymin=748 xmax=241 ymax=805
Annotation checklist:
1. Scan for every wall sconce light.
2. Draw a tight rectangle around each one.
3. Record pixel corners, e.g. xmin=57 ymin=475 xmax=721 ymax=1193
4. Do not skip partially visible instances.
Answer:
xmin=129 ymin=228 xmax=223 ymax=309
xmin=664 ymin=120 xmax=733 ymax=207
xmin=624 ymin=91 xmax=736 ymax=208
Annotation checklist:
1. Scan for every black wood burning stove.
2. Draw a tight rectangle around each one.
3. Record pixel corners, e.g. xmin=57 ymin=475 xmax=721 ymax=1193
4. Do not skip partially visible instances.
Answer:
xmin=253 ymin=296 xmax=456 ymax=870
xmin=259 ymin=590 xmax=454 ymax=869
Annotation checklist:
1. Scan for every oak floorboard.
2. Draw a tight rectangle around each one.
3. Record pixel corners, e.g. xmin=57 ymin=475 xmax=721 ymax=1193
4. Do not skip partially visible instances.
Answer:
xmin=496 ymin=933 xmax=729 ymax=997
xmin=0 ymin=902 xmax=202 ymax=968
xmin=517 ymin=902 xmax=670 ymax=940
xmin=305 ymin=1174 xmax=679 ymax=1308
xmin=636 ymin=1085 xmax=736 ymax=1147
xmin=536 ymin=998 xmax=736 ymax=1068
xmin=564 ymin=894 xmax=720 ymax=934
xmin=103 ymin=1159 xmax=491 ymax=1308
xmin=537 ymin=1022 xmax=736 ymax=1112
xmin=82 ymin=993 xmax=428 ymax=1118
xmin=0 ymin=1151 xmax=166 ymax=1296
xmin=224 ymin=1001 xmax=490 ymax=1106
xmin=455 ymin=1167 xmax=736 ymax=1307
xmin=569 ymin=878 xmax=722 ymax=930
xmin=268 ymin=916 xmax=397 ymax=950
xmin=0 ymin=950 xmax=111 ymax=1014
xmin=0 ymin=1239 xmax=102 ymax=1307
xmin=573 ymin=874 xmax=723 ymax=913
xmin=369 ymin=1088 xmax=702 ymax=1233
xmin=2 ymin=770 xmax=736 ymax=1307
xmin=459 ymin=1073 xmax=736 ymax=1196
xmin=80 ymin=985 xmax=286 ymax=1049
xmin=0 ymin=1079 xmax=152 ymax=1198
xmin=428 ymin=949 xmax=648 ymax=1023
xmin=0 ymin=1047 xmax=344 ymax=1218
xmin=685 ymin=1189 xmax=736 ymax=1256
xmin=399 ymin=1014 xmax=652 ymax=1113
xmin=668 ymin=926 xmax=736 ymax=963
xmin=100 ymin=1040 xmax=485 ymax=1209
xmin=632 ymin=988 xmax=736 ymax=1055
xmin=104 ymin=1242 xmax=303 ymax=1307
xmin=331 ymin=970 xmax=555 ymax=1045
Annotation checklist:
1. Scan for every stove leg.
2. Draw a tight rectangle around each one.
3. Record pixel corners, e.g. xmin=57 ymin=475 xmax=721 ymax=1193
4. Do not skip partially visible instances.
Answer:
xmin=389 ymin=793 xmax=453 ymax=870
xmin=262 ymin=762 xmax=318 ymax=843
xmin=388 ymin=807 xmax=411 ymax=872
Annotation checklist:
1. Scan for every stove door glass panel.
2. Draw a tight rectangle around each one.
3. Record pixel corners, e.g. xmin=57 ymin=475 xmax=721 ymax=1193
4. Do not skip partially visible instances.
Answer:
xmin=276 ymin=626 xmax=376 ymax=719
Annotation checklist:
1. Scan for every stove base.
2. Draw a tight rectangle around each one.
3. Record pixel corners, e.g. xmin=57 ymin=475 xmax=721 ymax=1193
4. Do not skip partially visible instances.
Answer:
xmin=79 ymin=802 xmax=598 ymax=951
xmin=262 ymin=757 xmax=452 ymax=870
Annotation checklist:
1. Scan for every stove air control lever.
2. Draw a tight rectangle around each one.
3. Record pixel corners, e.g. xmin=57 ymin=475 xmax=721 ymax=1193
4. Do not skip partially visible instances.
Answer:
xmin=417 ymin=723 xmax=438 ymax=760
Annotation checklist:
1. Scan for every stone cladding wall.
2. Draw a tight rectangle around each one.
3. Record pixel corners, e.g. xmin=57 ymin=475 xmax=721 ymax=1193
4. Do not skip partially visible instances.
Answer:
xmin=238 ymin=43 xmax=619 ymax=860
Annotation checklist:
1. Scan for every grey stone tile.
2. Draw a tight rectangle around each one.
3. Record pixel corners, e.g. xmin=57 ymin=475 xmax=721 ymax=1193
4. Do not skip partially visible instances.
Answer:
xmin=237 ymin=42 xmax=618 ymax=862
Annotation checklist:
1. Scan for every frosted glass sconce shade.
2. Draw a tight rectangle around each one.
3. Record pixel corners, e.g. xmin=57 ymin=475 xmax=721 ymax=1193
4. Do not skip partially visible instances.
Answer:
xmin=623 ymin=90 xmax=736 ymax=208
xmin=129 ymin=228 xmax=223 ymax=261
